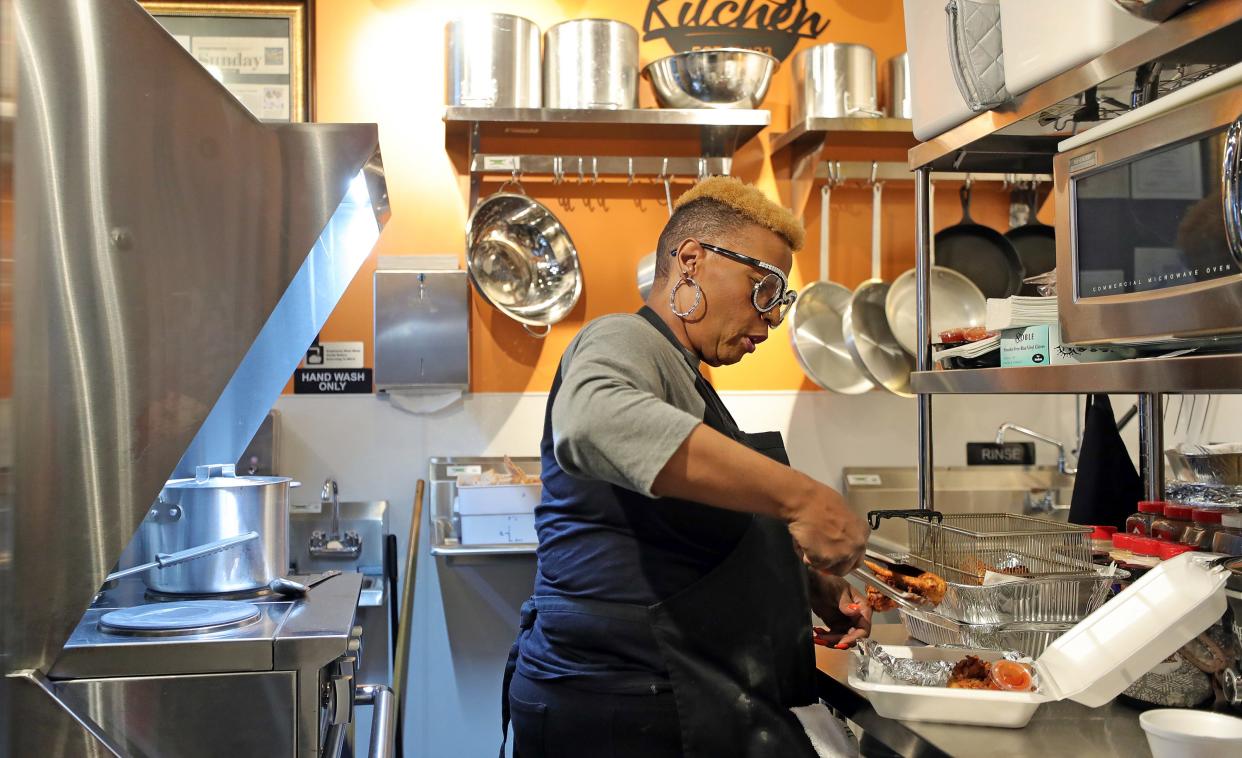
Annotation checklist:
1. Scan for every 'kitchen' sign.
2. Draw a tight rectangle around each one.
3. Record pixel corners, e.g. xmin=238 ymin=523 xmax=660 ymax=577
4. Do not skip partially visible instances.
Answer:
xmin=643 ymin=0 xmax=831 ymax=62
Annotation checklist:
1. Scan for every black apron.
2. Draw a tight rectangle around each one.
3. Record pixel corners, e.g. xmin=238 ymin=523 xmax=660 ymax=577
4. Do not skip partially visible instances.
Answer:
xmin=1069 ymin=394 xmax=1143 ymax=531
xmin=501 ymin=308 xmax=816 ymax=758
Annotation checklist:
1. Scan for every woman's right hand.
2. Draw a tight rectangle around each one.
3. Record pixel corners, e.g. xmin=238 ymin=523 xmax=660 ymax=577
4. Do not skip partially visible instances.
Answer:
xmin=784 ymin=479 xmax=869 ymax=576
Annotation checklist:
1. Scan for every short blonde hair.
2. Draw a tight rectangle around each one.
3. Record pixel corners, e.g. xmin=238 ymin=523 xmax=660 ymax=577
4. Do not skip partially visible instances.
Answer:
xmin=673 ymin=176 xmax=804 ymax=251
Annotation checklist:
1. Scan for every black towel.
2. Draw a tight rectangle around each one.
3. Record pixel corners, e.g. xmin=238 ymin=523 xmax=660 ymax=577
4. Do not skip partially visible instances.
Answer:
xmin=1069 ymin=394 xmax=1144 ymax=531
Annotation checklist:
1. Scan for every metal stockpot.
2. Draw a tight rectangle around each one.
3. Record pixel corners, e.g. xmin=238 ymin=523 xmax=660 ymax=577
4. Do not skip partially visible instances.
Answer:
xmin=544 ymin=19 xmax=638 ymax=109
xmin=139 ymin=464 xmax=291 ymax=594
xmin=889 ymin=53 xmax=912 ymax=119
xmin=791 ymin=43 xmax=881 ymax=124
xmin=445 ymin=13 xmax=541 ymax=108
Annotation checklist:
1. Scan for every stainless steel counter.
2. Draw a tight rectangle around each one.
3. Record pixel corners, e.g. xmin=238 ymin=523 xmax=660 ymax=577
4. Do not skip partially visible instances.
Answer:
xmin=816 ymin=625 xmax=1152 ymax=758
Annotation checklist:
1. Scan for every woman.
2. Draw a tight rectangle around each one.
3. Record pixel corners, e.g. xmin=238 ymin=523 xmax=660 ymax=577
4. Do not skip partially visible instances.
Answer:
xmin=501 ymin=177 xmax=871 ymax=757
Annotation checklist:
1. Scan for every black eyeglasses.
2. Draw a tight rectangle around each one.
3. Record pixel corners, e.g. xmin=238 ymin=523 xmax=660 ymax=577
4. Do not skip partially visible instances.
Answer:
xmin=676 ymin=241 xmax=797 ymax=323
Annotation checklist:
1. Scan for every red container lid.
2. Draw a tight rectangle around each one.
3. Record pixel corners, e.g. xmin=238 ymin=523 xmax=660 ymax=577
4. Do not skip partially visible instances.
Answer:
xmin=1191 ymin=509 xmax=1223 ymax=525
xmin=1130 ymin=537 xmax=1164 ymax=556
xmin=1089 ymin=526 xmax=1117 ymax=540
xmin=1137 ymin=501 xmax=1166 ymax=514
xmin=1163 ymin=504 xmax=1194 ymax=520
xmin=1111 ymin=533 xmax=1133 ymax=550
xmin=1157 ymin=542 xmax=1199 ymax=560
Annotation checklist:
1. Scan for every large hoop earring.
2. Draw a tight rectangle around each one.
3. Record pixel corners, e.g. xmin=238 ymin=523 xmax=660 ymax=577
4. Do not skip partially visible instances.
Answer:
xmin=670 ymin=274 xmax=702 ymax=319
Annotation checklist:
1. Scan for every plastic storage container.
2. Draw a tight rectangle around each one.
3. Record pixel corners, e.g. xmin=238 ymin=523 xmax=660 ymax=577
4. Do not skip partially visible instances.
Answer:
xmin=998 ymin=0 xmax=1155 ymax=97
xmin=1180 ymin=509 xmax=1223 ymax=550
xmin=903 ymin=0 xmax=1007 ymax=140
xmin=1126 ymin=500 xmax=1166 ymax=536
xmin=1211 ymin=512 xmax=1242 ymax=554
xmin=1151 ymin=504 xmax=1195 ymax=542
xmin=850 ymin=554 xmax=1230 ymax=728
xmin=456 ymin=474 xmax=541 ymax=515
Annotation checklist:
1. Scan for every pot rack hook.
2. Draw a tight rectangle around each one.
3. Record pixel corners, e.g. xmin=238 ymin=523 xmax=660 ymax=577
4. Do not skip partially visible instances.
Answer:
xmin=577 ymin=156 xmax=585 ymax=185
xmin=697 ymin=157 xmax=707 ymax=182
xmin=867 ymin=160 xmax=878 ymax=187
xmin=552 ymin=156 xmax=563 ymax=185
xmin=627 ymin=157 xmax=634 ymax=186
xmin=964 ymin=173 xmax=974 ymax=190
xmin=592 ymin=156 xmax=600 ymax=184
xmin=659 ymin=157 xmax=669 ymax=181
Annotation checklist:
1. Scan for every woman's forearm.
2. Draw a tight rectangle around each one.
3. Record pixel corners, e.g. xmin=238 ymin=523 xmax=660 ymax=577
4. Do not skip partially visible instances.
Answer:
xmin=650 ymin=423 xmax=814 ymax=519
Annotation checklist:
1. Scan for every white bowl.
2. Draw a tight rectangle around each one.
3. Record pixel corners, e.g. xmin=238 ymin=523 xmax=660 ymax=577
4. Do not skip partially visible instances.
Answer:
xmin=1140 ymin=709 xmax=1242 ymax=758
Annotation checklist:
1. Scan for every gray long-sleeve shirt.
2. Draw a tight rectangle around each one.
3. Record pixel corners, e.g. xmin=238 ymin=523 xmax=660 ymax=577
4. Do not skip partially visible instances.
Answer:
xmin=551 ymin=313 xmax=705 ymax=497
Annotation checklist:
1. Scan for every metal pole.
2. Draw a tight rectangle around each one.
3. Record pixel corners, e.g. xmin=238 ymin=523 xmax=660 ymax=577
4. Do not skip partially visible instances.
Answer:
xmin=1138 ymin=393 xmax=1165 ymax=502
xmin=915 ymin=167 xmax=934 ymax=511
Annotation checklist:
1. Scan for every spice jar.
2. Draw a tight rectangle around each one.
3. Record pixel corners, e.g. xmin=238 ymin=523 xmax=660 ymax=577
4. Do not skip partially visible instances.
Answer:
xmin=1211 ymin=512 xmax=1242 ymax=555
xmin=1180 ymin=509 xmax=1223 ymax=550
xmin=1150 ymin=503 xmax=1194 ymax=542
xmin=1125 ymin=500 xmax=1166 ymax=536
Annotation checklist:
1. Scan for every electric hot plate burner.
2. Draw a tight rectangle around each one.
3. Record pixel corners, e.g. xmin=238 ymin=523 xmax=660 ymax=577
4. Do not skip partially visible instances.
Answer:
xmin=98 ymin=600 xmax=262 ymax=637
xmin=144 ymin=585 xmax=274 ymax=602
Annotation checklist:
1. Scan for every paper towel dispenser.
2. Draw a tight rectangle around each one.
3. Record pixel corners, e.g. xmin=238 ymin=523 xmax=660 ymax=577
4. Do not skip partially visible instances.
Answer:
xmin=374 ymin=268 xmax=469 ymax=392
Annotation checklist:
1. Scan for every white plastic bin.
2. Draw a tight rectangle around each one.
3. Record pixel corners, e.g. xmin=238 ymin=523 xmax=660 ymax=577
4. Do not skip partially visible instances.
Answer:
xmin=456 ymin=474 xmax=541 ymax=515
xmin=905 ymin=0 xmax=1007 ymax=141
xmin=850 ymin=554 xmax=1229 ymax=728
xmin=999 ymin=0 xmax=1155 ymax=97
xmin=460 ymin=514 xmax=537 ymax=545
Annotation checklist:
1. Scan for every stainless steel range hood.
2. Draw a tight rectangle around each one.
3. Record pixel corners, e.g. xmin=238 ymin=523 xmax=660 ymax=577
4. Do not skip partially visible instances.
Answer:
xmin=3 ymin=0 xmax=388 ymax=752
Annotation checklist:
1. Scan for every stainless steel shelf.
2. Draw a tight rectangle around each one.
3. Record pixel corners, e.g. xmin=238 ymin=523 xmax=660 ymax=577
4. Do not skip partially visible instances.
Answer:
xmin=770 ymin=117 xmax=916 ymax=156
xmin=910 ymin=353 xmax=1242 ymax=394
xmin=445 ymin=106 xmax=771 ymax=207
xmin=769 ymin=117 xmax=916 ymax=214
xmin=908 ymin=0 xmax=1242 ymax=172
xmin=445 ymin=106 xmax=768 ymax=150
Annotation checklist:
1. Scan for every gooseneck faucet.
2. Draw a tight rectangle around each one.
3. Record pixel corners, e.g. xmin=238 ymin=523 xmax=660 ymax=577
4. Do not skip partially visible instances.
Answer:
xmin=322 ymin=476 xmax=340 ymax=540
xmin=996 ymin=423 xmax=1078 ymax=476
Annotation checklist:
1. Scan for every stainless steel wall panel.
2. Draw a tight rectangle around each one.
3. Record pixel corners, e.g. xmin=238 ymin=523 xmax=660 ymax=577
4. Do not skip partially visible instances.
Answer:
xmin=56 ymin=671 xmax=298 ymax=758
xmin=8 ymin=0 xmax=385 ymax=710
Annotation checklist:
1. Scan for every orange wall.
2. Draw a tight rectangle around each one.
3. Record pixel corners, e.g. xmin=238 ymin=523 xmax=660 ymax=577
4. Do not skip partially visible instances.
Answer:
xmin=312 ymin=0 xmax=1033 ymax=392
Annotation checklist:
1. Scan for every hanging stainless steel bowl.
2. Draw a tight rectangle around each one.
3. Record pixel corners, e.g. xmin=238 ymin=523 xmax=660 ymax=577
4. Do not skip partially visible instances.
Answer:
xmin=643 ymin=48 xmax=778 ymax=109
xmin=466 ymin=192 xmax=582 ymax=329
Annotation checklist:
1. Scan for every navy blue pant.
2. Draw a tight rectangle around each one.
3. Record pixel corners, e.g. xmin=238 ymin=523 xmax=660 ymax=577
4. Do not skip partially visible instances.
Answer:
xmin=508 ymin=672 xmax=681 ymax=758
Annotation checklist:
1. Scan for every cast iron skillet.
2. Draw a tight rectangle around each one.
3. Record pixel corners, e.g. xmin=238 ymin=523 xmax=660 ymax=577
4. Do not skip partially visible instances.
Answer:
xmin=1005 ymin=187 xmax=1056 ymax=295
xmin=934 ymin=184 xmax=1025 ymax=299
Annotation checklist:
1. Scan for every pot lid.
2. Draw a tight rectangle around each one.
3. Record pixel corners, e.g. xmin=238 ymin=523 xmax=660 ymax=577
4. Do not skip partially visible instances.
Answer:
xmin=162 ymin=463 xmax=292 ymax=490
xmin=98 ymin=600 xmax=260 ymax=636
xmin=1033 ymin=553 xmax=1228 ymax=706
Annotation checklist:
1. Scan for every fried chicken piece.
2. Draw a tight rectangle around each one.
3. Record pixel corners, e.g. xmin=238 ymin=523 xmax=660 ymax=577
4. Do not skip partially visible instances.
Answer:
xmin=948 ymin=677 xmax=997 ymax=690
xmin=864 ymin=559 xmax=895 ymax=581
xmin=866 ymin=585 xmax=897 ymax=612
xmin=894 ymin=571 xmax=948 ymax=605
xmin=865 ymin=560 xmax=946 ymax=605
xmin=947 ymin=655 xmax=998 ymax=690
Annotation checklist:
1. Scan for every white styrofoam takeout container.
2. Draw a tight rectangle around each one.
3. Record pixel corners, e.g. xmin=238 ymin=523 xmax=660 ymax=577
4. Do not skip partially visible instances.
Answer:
xmin=850 ymin=553 xmax=1229 ymax=728
xmin=456 ymin=473 xmax=542 ymax=516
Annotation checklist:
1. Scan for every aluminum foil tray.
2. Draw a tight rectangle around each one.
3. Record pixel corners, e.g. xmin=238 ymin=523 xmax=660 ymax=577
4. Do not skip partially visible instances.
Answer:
xmin=899 ymin=607 xmax=1073 ymax=658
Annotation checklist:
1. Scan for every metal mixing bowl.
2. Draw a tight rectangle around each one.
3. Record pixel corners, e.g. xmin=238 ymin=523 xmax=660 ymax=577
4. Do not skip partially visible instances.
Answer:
xmin=643 ymin=48 xmax=778 ymax=109
xmin=465 ymin=193 xmax=582 ymax=328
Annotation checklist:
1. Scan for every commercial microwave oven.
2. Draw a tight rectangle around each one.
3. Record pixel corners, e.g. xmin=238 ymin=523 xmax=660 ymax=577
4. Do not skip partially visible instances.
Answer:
xmin=1055 ymin=82 xmax=1242 ymax=345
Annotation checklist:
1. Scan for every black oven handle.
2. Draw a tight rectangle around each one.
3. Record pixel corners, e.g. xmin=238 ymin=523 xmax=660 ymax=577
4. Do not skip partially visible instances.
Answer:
xmin=1222 ymin=116 xmax=1242 ymax=267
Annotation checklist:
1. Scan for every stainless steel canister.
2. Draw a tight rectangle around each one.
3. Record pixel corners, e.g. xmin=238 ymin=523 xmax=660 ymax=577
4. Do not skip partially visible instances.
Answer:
xmin=543 ymin=19 xmax=638 ymax=109
xmin=139 ymin=464 xmax=291 ymax=594
xmin=889 ymin=52 xmax=911 ymax=119
xmin=445 ymin=13 xmax=541 ymax=108
xmin=790 ymin=43 xmax=881 ymax=124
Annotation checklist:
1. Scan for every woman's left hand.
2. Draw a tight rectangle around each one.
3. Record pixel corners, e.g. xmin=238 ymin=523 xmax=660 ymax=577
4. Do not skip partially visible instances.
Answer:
xmin=808 ymin=573 xmax=871 ymax=649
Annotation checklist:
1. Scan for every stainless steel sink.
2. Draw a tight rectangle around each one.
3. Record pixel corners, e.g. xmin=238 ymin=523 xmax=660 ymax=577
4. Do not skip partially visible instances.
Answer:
xmin=843 ymin=466 xmax=1075 ymax=549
